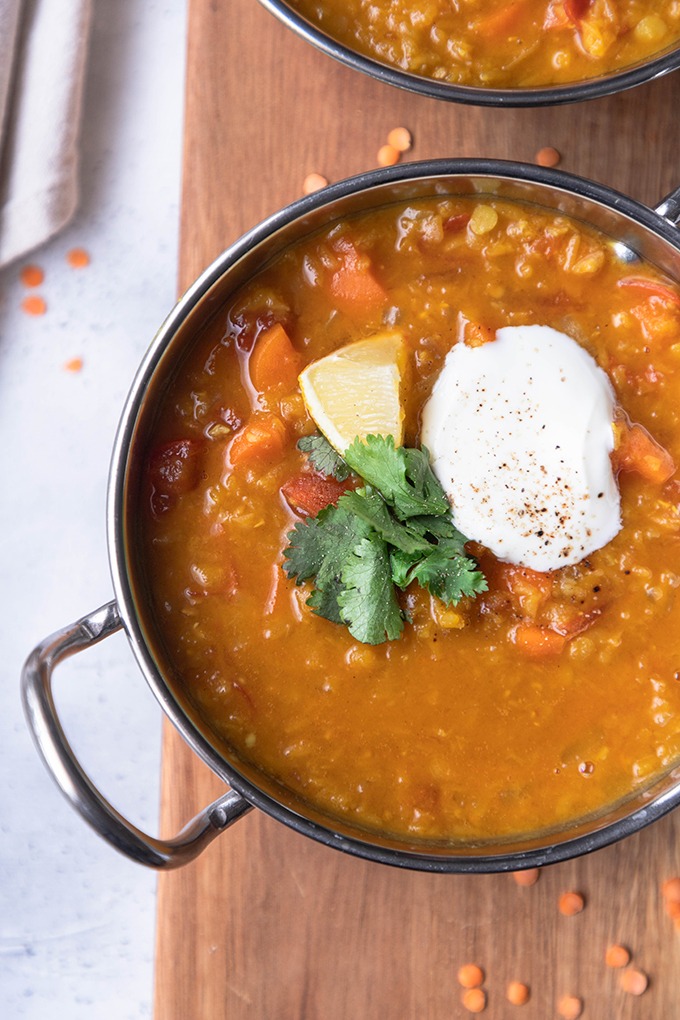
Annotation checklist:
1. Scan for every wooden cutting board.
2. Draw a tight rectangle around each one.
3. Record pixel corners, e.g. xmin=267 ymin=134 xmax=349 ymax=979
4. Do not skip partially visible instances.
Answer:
xmin=155 ymin=2 xmax=680 ymax=1016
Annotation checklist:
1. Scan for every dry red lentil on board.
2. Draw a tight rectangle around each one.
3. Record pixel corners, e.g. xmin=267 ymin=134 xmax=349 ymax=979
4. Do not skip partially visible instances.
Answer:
xmin=66 ymin=246 xmax=91 ymax=268
xmin=20 ymin=294 xmax=47 ymax=316
xmin=559 ymin=891 xmax=585 ymax=916
xmin=19 ymin=264 xmax=44 ymax=288
xmin=461 ymin=987 xmax=486 ymax=1013
xmin=457 ymin=964 xmax=485 ymax=989
xmin=512 ymin=868 xmax=540 ymax=886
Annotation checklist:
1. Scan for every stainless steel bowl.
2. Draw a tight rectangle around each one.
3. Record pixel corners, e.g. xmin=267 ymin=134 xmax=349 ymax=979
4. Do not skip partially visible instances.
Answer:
xmin=258 ymin=0 xmax=680 ymax=106
xmin=22 ymin=159 xmax=680 ymax=871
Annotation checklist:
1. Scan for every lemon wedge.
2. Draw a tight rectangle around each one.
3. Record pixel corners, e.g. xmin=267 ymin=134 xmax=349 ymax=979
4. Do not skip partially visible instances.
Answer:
xmin=298 ymin=332 xmax=405 ymax=454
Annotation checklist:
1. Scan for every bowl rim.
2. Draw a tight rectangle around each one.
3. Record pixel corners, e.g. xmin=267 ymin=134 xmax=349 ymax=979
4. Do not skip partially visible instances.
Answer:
xmin=258 ymin=0 xmax=680 ymax=106
xmin=108 ymin=157 xmax=680 ymax=872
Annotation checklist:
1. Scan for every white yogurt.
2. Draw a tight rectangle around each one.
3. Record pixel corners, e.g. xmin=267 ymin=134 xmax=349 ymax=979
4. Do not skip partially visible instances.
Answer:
xmin=421 ymin=324 xmax=621 ymax=571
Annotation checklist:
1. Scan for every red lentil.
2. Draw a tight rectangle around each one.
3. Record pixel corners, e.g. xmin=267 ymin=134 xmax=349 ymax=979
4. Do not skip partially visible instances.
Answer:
xmin=559 ymin=891 xmax=585 ymax=916
xmin=457 ymin=964 xmax=485 ymax=989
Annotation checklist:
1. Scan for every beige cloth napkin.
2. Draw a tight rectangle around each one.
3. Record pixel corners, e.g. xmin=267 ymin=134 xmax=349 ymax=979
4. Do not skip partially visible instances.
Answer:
xmin=0 ymin=0 xmax=92 ymax=269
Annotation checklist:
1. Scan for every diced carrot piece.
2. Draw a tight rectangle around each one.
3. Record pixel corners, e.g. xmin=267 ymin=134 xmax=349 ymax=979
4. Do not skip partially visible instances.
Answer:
xmin=281 ymin=473 xmax=348 ymax=516
xmin=612 ymin=421 xmax=676 ymax=484
xmin=329 ymin=242 xmax=388 ymax=312
xmin=544 ymin=0 xmax=571 ymax=28
xmin=476 ymin=0 xmax=528 ymax=37
xmin=513 ymin=624 xmax=566 ymax=657
xmin=618 ymin=276 xmax=680 ymax=309
xmin=462 ymin=320 xmax=496 ymax=348
xmin=229 ymin=412 xmax=287 ymax=467
xmin=248 ymin=322 xmax=302 ymax=394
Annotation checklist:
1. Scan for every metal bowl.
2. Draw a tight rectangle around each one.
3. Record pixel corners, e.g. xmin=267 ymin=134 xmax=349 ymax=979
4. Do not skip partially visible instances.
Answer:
xmin=258 ymin=0 xmax=680 ymax=106
xmin=22 ymin=159 xmax=680 ymax=871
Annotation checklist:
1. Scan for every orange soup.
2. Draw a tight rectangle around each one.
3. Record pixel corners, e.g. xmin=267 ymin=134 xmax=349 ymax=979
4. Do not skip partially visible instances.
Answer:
xmin=286 ymin=0 xmax=680 ymax=89
xmin=136 ymin=194 xmax=680 ymax=846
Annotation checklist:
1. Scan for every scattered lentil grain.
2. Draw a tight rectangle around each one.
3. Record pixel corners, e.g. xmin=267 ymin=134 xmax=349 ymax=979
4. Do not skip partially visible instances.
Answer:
xmin=21 ymin=295 xmax=46 ymax=316
xmin=557 ymin=994 xmax=583 ymax=1019
xmin=302 ymin=173 xmax=328 ymax=195
xmin=619 ymin=967 xmax=649 ymax=995
xmin=461 ymin=987 xmax=486 ymax=1013
xmin=63 ymin=357 xmax=84 ymax=373
xmin=662 ymin=876 xmax=680 ymax=902
xmin=20 ymin=264 xmax=44 ymax=288
xmin=605 ymin=943 xmax=630 ymax=968
xmin=457 ymin=964 xmax=485 ymax=989
xmin=512 ymin=868 xmax=540 ymax=886
xmin=506 ymin=980 xmax=530 ymax=1005
xmin=66 ymin=247 xmax=91 ymax=268
xmin=666 ymin=899 xmax=680 ymax=920
xmin=387 ymin=126 xmax=412 ymax=152
xmin=535 ymin=146 xmax=561 ymax=167
xmin=377 ymin=143 xmax=400 ymax=167
xmin=559 ymin=891 xmax=585 ymax=916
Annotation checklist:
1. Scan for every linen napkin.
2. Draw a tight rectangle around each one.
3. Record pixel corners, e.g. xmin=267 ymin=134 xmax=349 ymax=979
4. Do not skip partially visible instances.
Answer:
xmin=0 ymin=0 xmax=92 ymax=269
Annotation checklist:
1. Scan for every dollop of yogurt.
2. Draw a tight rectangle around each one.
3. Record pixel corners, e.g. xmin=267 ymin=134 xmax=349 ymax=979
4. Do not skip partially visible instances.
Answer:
xmin=420 ymin=324 xmax=621 ymax=571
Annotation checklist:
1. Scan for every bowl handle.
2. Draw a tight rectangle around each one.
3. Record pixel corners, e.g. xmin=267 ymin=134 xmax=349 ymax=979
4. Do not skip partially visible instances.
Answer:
xmin=21 ymin=601 xmax=252 ymax=868
xmin=655 ymin=185 xmax=680 ymax=227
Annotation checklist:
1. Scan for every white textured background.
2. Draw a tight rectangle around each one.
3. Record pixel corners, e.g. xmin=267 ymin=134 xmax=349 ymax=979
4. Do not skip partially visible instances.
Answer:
xmin=0 ymin=3 xmax=187 ymax=1016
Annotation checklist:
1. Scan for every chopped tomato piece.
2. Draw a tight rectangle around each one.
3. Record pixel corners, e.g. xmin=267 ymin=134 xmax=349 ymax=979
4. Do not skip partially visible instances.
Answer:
xmin=548 ymin=605 xmax=603 ymax=638
xmin=443 ymin=213 xmax=471 ymax=233
xmin=281 ymin=473 xmax=348 ymax=516
xmin=513 ymin=623 xmax=566 ymax=657
xmin=148 ymin=438 xmax=204 ymax=514
xmin=498 ymin=563 xmax=554 ymax=619
xmin=329 ymin=241 xmax=388 ymax=312
xmin=618 ymin=276 xmax=680 ymax=309
xmin=564 ymin=0 xmax=592 ymax=22
xmin=229 ymin=412 xmax=287 ymax=467
xmin=475 ymin=0 xmax=529 ymax=37
xmin=248 ymin=322 xmax=301 ymax=394
xmin=612 ymin=421 xmax=676 ymax=485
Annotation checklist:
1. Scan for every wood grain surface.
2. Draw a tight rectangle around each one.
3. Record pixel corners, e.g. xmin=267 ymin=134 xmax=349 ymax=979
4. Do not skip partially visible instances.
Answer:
xmin=155 ymin=2 xmax=680 ymax=1017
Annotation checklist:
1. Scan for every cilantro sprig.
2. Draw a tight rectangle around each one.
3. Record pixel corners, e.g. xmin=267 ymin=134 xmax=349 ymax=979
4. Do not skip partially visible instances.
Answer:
xmin=282 ymin=434 xmax=487 ymax=645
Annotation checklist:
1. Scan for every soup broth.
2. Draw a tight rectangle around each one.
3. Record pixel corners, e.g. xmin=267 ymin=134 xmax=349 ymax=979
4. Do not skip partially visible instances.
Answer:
xmin=286 ymin=0 xmax=680 ymax=90
xmin=136 ymin=194 xmax=680 ymax=845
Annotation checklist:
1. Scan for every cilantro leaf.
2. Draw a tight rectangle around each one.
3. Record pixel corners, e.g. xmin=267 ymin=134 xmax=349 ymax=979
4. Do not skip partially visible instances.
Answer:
xmin=406 ymin=514 xmax=469 ymax=548
xmin=397 ymin=539 xmax=488 ymax=605
xmin=297 ymin=434 xmax=350 ymax=481
xmin=283 ymin=504 xmax=373 ymax=624
xmin=337 ymin=487 xmax=432 ymax=555
xmin=344 ymin=435 xmax=450 ymax=520
xmin=282 ymin=516 xmax=329 ymax=582
xmin=283 ymin=431 xmax=487 ymax=644
xmin=337 ymin=537 xmax=404 ymax=644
